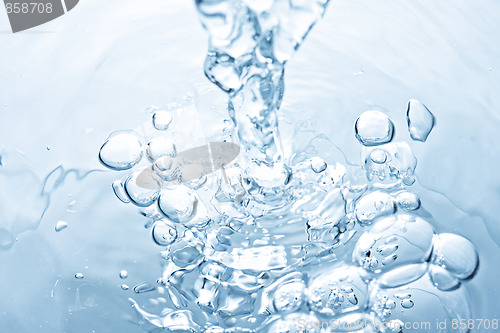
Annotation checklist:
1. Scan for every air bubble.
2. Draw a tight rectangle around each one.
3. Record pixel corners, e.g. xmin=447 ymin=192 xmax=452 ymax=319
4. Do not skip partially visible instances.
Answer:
xmin=355 ymin=191 xmax=395 ymax=226
xmin=158 ymin=186 xmax=197 ymax=223
xmin=401 ymin=299 xmax=414 ymax=309
xmin=370 ymin=149 xmax=387 ymax=164
xmin=395 ymin=191 xmax=420 ymax=211
xmin=75 ymin=273 xmax=84 ymax=279
xmin=146 ymin=137 xmax=176 ymax=162
xmin=431 ymin=233 xmax=478 ymax=280
xmin=119 ymin=270 xmax=128 ymax=279
xmin=152 ymin=111 xmax=173 ymax=131
xmin=124 ymin=170 xmax=161 ymax=207
xmin=99 ymin=131 xmax=143 ymax=170
xmin=152 ymin=220 xmax=177 ymax=246
xmin=355 ymin=111 xmax=395 ymax=146
xmin=407 ymin=99 xmax=435 ymax=142
xmin=353 ymin=215 xmax=435 ymax=274
xmin=310 ymin=157 xmax=327 ymax=173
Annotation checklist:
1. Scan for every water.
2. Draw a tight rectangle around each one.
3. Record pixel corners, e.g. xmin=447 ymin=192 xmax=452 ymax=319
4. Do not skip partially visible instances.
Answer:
xmin=1 ymin=1 xmax=500 ymax=332
xmin=93 ymin=0 xmax=481 ymax=329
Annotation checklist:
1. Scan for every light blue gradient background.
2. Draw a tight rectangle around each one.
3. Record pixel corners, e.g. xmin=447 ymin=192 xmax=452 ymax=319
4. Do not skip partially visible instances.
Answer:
xmin=0 ymin=1 xmax=499 ymax=331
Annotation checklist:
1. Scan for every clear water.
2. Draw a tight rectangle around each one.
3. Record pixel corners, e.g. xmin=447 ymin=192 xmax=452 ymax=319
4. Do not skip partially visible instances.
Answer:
xmin=1 ymin=0 xmax=500 ymax=332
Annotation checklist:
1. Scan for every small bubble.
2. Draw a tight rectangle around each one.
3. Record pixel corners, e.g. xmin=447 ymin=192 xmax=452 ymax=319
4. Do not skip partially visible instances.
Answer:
xmin=46 ymin=146 xmax=51 ymax=151
xmin=310 ymin=157 xmax=327 ymax=173
xmin=152 ymin=220 xmax=177 ymax=246
xmin=119 ymin=270 xmax=128 ymax=279
xmin=75 ymin=273 xmax=84 ymax=279
xmin=158 ymin=186 xmax=197 ymax=223
xmin=396 ymin=192 xmax=421 ymax=211
xmin=55 ymin=221 xmax=68 ymax=232
xmin=354 ymin=111 xmax=395 ymax=146
xmin=370 ymin=149 xmax=387 ymax=164
xmin=146 ymin=137 xmax=176 ymax=162
xmin=121 ymin=284 xmax=129 ymax=290
xmin=152 ymin=111 xmax=173 ymax=131
xmin=99 ymin=131 xmax=144 ymax=170
xmin=401 ymin=299 xmax=414 ymax=309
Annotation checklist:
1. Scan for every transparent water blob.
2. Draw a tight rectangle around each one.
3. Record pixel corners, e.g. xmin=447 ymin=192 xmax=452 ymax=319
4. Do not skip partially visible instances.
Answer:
xmin=395 ymin=191 xmax=420 ymax=211
xmin=124 ymin=169 xmax=161 ymax=207
xmin=406 ymin=99 xmax=435 ymax=142
xmin=119 ymin=270 xmax=128 ymax=279
xmin=431 ymin=233 xmax=478 ymax=280
xmin=428 ymin=264 xmax=460 ymax=291
xmin=361 ymin=142 xmax=417 ymax=185
xmin=310 ymin=157 xmax=327 ymax=173
xmin=158 ymin=186 xmax=197 ymax=223
xmin=99 ymin=131 xmax=143 ymax=170
xmin=152 ymin=219 xmax=177 ymax=246
xmin=369 ymin=149 xmax=387 ymax=164
xmin=55 ymin=220 xmax=68 ymax=232
xmin=354 ymin=111 xmax=395 ymax=146
xmin=370 ymin=273 xmax=470 ymax=333
xmin=75 ymin=273 xmax=84 ymax=279
xmin=152 ymin=110 xmax=173 ymax=131
xmin=353 ymin=215 xmax=435 ymax=274
xmin=307 ymin=265 xmax=368 ymax=317
xmin=146 ymin=136 xmax=176 ymax=162
xmin=354 ymin=191 xmax=396 ymax=226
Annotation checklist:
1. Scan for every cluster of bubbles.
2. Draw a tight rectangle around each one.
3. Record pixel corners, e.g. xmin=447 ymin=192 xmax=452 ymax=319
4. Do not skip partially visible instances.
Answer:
xmin=98 ymin=98 xmax=479 ymax=332
xmin=96 ymin=1 xmax=478 ymax=332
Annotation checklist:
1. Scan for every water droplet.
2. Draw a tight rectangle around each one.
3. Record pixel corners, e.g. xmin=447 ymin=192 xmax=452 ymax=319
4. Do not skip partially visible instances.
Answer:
xmin=431 ymin=233 xmax=478 ymax=280
xmin=310 ymin=157 xmax=327 ymax=173
xmin=158 ymin=186 xmax=197 ymax=223
xmin=120 ymin=284 xmax=129 ymax=290
xmin=370 ymin=149 xmax=387 ymax=164
xmin=355 ymin=111 xmax=395 ymax=146
xmin=355 ymin=191 xmax=395 ymax=226
xmin=395 ymin=191 xmax=421 ymax=211
xmin=146 ymin=137 xmax=176 ymax=162
xmin=152 ymin=220 xmax=177 ymax=246
xmin=119 ymin=270 xmax=128 ymax=279
xmin=75 ymin=273 xmax=84 ymax=279
xmin=401 ymin=299 xmax=414 ymax=309
xmin=55 ymin=221 xmax=68 ymax=232
xmin=152 ymin=111 xmax=173 ymax=131
xmin=407 ymin=99 xmax=435 ymax=142
xmin=99 ymin=131 xmax=143 ymax=170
